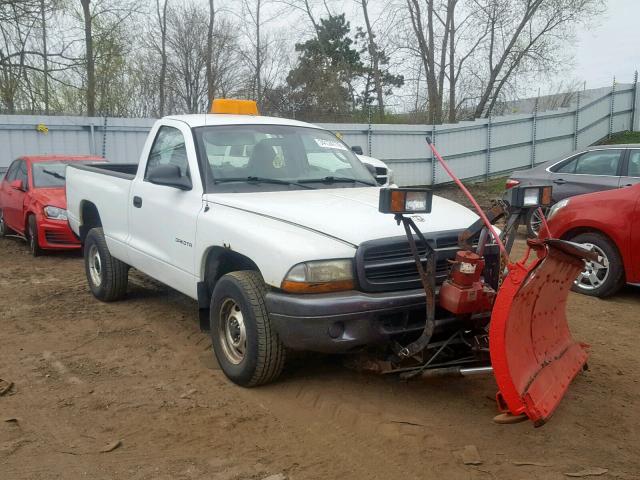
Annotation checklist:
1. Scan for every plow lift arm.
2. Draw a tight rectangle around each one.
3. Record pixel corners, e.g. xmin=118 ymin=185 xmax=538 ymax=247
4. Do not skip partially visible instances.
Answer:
xmin=377 ymin=138 xmax=596 ymax=426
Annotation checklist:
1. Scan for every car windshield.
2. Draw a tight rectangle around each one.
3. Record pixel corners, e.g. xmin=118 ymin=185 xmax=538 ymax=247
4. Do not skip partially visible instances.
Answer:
xmin=193 ymin=124 xmax=376 ymax=192
xmin=31 ymin=161 xmax=91 ymax=188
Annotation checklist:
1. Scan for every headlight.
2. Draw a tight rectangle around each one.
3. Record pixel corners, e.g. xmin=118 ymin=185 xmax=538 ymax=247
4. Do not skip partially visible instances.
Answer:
xmin=282 ymin=259 xmax=354 ymax=293
xmin=546 ymin=199 xmax=569 ymax=221
xmin=44 ymin=206 xmax=67 ymax=220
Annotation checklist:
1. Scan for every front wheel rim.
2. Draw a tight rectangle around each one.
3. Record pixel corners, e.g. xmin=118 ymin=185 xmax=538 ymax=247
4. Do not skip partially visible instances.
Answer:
xmin=575 ymin=243 xmax=610 ymax=290
xmin=88 ymin=244 xmax=103 ymax=287
xmin=218 ymin=299 xmax=247 ymax=365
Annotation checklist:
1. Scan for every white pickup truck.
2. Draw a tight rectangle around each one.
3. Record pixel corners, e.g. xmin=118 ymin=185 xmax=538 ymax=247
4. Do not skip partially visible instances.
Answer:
xmin=66 ymin=106 xmax=482 ymax=387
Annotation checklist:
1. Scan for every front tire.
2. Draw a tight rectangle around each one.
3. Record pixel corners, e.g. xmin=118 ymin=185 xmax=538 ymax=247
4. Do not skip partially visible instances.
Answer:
xmin=28 ymin=215 xmax=43 ymax=256
xmin=84 ymin=227 xmax=129 ymax=301
xmin=569 ymin=232 xmax=625 ymax=298
xmin=0 ymin=209 xmax=12 ymax=237
xmin=210 ymin=271 xmax=285 ymax=387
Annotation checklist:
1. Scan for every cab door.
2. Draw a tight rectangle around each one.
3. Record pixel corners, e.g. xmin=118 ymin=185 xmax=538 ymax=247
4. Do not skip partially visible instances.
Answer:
xmin=126 ymin=121 xmax=204 ymax=298
xmin=2 ymin=160 xmax=28 ymax=233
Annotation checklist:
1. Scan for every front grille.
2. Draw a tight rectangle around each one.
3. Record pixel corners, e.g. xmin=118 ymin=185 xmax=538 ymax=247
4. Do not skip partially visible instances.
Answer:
xmin=45 ymin=231 xmax=72 ymax=244
xmin=356 ymin=231 xmax=466 ymax=292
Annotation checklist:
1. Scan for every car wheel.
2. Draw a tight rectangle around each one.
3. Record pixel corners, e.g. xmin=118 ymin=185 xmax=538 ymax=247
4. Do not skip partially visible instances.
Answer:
xmin=569 ymin=232 xmax=625 ymax=298
xmin=28 ymin=215 xmax=43 ymax=257
xmin=0 ymin=210 xmax=12 ymax=237
xmin=525 ymin=207 xmax=548 ymax=238
xmin=210 ymin=270 xmax=285 ymax=387
xmin=84 ymin=227 xmax=129 ymax=301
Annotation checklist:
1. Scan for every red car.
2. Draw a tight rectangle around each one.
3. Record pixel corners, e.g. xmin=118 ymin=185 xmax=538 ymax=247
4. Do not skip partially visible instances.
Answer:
xmin=546 ymin=183 xmax=640 ymax=297
xmin=0 ymin=155 xmax=104 ymax=256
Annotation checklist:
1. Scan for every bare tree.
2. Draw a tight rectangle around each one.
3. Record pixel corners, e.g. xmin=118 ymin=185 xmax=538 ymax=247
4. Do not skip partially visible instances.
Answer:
xmin=156 ymin=0 xmax=168 ymax=116
xmin=206 ymin=0 xmax=215 ymax=105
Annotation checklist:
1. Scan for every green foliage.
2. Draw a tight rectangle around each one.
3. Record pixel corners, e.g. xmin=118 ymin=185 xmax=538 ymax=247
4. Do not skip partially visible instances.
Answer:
xmin=598 ymin=131 xmax=640 ymax=145
xmin=286 ymin=14 xmax=363 ymax=115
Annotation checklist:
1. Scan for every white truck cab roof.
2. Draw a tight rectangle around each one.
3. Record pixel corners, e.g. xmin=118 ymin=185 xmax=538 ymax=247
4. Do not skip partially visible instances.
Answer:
xmin=165 ymin=114 xmax=319 ymax=130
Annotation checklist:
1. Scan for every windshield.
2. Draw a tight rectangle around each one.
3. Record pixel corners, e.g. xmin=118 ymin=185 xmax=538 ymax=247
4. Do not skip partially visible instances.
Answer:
xmin=193 ymin=124 xmax=376 ymax=192
xmin=31 ymin=161 xmax=93 ymax=188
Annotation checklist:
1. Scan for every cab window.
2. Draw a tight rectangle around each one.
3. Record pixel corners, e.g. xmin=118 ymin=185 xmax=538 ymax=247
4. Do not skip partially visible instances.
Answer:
xmin=627 ymin=150 xmax=640 ymax=177
xmin=4 ymin=160 xmax=20 ymax=182
xmin=145 ymin=126 xmax=190 ymax=180
xmin=555 ymin=150 xmax=621 ymax=176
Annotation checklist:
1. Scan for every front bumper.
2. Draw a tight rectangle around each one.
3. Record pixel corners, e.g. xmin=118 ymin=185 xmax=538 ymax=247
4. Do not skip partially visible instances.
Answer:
xmin=266 ymin=288 xmax=461 ymax=353
xmin=36 ymin=216 xmax=81 ymax=250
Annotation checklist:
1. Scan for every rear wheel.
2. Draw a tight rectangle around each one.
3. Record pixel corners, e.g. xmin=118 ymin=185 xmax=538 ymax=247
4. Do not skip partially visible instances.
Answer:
xmin=28 ymin=215 xmax=43 ymax=257
xmin=210 ymin=271 xmax=285 ymax=387
xmin=84 ymin=227 xmax=129 ymax=301
xmin=568 ymin=232 xmax=624 ymax=297
xmin=526 ymin=207 xmax=548 ymax=238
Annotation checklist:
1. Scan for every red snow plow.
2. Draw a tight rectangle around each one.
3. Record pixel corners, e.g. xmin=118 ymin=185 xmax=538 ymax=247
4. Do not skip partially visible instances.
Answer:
xmin=375 ymin=139 xmax=595 ymax=426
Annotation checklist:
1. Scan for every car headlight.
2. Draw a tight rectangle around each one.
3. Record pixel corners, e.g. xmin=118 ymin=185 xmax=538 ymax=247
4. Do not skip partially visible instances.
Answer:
xmin=546 ymin=199 xmax=569 ymax=221
xmin=44 ymin=205 xmax=68 ymax=220
xmin=281 ymin=259 xmax=354 ymax=293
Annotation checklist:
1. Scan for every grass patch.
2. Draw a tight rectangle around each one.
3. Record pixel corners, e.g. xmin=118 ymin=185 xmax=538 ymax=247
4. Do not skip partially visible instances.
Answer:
xmin=597 ymin=130 xmax=640 ymax=145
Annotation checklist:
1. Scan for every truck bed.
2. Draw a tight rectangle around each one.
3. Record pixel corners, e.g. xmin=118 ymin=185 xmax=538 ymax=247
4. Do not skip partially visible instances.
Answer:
xmin=69 ymin=162 xmax=138 ymax=180
xmin=66 ymin=162 xmax=136 ymax=262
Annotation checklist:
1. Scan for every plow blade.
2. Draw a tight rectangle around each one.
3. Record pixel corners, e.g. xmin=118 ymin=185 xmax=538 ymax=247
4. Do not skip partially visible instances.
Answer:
xmin=489 ymin=240 xmax=596 ymax=426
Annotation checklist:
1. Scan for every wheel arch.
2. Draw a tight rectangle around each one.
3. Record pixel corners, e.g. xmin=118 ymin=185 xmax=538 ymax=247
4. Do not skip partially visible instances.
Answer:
xmin=197 ymin=247 xmax=261 ymax=330
xmin=79 ymin=200 xmax=102 ymax=243
xmin=561 ymin=226 xmax=630 ymax=283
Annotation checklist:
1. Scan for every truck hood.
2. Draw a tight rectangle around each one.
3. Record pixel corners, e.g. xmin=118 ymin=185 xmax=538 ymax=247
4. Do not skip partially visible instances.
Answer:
xmin=204 ymin=187 xmax=478 ymax=246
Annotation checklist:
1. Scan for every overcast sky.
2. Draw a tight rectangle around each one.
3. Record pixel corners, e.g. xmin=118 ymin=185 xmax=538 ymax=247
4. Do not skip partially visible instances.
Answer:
xmin=570 ymin=0 xmax=639 ymax=88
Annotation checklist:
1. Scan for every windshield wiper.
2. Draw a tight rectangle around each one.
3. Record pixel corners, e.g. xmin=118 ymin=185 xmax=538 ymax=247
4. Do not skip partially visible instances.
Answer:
xmin=213 ymin=176 xmax=315 ymax=189
xmin=42 ymin=169 xmax=65 ymax=180
xmin=299 ymin=176 xmax=376 ymax=186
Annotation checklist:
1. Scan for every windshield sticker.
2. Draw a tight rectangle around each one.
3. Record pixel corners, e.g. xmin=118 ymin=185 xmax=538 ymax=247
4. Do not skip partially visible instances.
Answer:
xmin=314 ymin=138 xmax=348 ymax=151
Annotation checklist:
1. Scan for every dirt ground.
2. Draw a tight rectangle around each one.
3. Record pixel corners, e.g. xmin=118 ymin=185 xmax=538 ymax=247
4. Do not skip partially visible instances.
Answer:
xmin=1 ymin=232 xmax=639 ymax=479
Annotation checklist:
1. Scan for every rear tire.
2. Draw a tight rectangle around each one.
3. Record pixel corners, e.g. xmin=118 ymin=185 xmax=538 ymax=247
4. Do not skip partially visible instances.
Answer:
xmin=210 ymin=271 xmax=285 ymax=387
xmin=84 ymin=227 xmax=128 ymax=301
xmin=525 ymin=207 xmax=548 ymax=238
xmin=28 ymin=215 xmax=43 ymax=257
xmin=568 ymin=232 xmax=624 ymax=298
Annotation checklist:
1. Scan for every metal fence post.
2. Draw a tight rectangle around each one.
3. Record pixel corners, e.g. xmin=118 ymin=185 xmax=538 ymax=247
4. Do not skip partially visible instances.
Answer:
xmin=608 ymin=76 xmax=616 ymax=138
xmin=89 ymin=123 xmax=95 ymax=155
xmin=485 ymin=116 xmax=492 ymax=181
xmin=430 ymin=125 xmax=436 ymax=185
xmin=101 ymin=116 xmax=108 ymax=158
xmin=367 ymin=105 xmax=372 ymax=156
xmin=573 ymin=91 xmax=581 ymax=150
xmin=531 ymin=98 xmax=538 ymax=167
xmin=631 ymin=71 xmax=638 ymax=131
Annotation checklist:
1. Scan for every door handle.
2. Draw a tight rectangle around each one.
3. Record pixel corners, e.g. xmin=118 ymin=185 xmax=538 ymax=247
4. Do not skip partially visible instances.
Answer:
xmin=553 ymin=179 xmax=567 ymax=185
xmin=133 ymin=196 xmax=142 ymax=208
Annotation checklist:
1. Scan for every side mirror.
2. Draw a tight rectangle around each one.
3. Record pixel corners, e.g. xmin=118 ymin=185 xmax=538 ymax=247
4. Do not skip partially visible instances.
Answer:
xmin=10 ymin=179 xmax=24 ymax=191
xmin=147 ymin=164 xmax=192 ymax=191
xmin=351 ymin=145 xmax=364 ymax=155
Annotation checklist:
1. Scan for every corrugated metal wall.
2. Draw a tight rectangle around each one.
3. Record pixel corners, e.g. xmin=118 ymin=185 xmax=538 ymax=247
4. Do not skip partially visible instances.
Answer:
xmin=1 ymin=82 xmax=637 ymax=185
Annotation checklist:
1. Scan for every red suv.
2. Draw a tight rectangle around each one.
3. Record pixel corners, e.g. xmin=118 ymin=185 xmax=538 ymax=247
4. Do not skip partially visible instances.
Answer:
xmin=546 ymin=183 xmax=640 ymax=297
xmin=0 ymin=155 xmax=103 ymax=255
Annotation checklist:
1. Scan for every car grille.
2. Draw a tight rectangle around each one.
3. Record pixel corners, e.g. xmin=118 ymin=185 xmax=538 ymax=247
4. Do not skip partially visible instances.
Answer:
xmin=44 ymin=231 xmax=72 ymax=244
xmin=355 ymin=231 xmax=473 ymax=292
